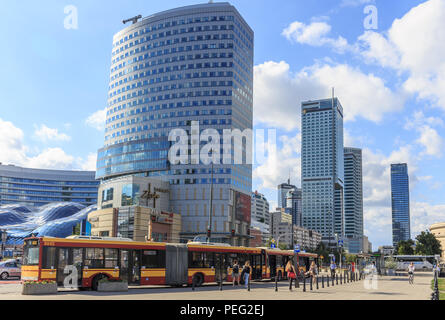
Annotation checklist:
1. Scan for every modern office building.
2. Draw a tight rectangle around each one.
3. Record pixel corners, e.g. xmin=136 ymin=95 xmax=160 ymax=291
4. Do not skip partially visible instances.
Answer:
xmin=286 ymin=187 xmax=302 ymax=227
xmin=251 ymin=191 xmax=270 ymax=225
xmin=277 ymin=180 xmax=296 ymax=209
xmin=344 ymin=147 xmax=364 ymax=253
xmin=391 ymin=163 xmax=411 ymax=246
xmin=301 ymin=97 xmax=345 ymax=240
xmin=95 ymin=3 xmax=254 ymax=245
xmin=0 ymin=164 xmax=99 ymax=207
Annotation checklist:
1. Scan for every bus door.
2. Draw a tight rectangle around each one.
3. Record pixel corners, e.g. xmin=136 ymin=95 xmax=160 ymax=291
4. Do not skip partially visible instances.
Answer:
xmin=269 ymin=254 xmax=277 ymax=278
xmin=56 ymin=248 xmax=83 ymax=287
xmin=251 ymin=254 xmax=262 ymax=280
xmin=120 ymin=249 xmax=141 ymax=285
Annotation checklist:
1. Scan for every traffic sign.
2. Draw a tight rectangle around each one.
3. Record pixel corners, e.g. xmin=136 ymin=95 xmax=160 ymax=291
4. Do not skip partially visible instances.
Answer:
xmin=294 ymin=244 xmax=300 ymax=253
xmin=271 ymin=243 xmax=276 ymax=249
xmin=338 ymin=240 xmax=344 ymax=247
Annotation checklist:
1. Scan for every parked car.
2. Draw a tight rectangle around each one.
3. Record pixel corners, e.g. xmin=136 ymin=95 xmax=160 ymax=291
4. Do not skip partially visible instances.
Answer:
xmin=0 ymin=259 xmax=21 ymax=280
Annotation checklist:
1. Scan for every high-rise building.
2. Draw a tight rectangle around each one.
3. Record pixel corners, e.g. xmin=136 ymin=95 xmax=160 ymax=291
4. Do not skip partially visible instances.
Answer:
xmin=344 ymin=147 xmax=364 ymax=253
xmin=96 ymin=3 xmax=254 ymax=245
xmin=286 ymin=188 xmax=302 ymax=227
xmin=251 ymin=191 xmax=270 ymax=225
xmin=277 ymin=180 xmax=295 ymax=209
xmin=0 ymin=164 xmax=99 ymax=207
xmin=301 ymin=97 xmax=344 ymax=241
xmin=391 ymin=163 xmax=411 ymax=246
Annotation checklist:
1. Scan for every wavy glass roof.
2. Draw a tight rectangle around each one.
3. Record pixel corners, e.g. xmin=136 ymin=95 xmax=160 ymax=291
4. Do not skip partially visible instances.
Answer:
xmin=0 ymin=203 xmax=97 ymax=245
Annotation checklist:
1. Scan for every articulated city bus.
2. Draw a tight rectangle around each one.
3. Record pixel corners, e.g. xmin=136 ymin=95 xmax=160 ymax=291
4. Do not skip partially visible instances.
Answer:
xmin=22 ymin=236 xmax=318 ymax=290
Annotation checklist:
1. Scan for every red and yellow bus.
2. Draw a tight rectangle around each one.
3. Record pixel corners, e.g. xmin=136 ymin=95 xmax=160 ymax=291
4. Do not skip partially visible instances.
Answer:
xmin=22 ymin=236 xmax=317 ymax=290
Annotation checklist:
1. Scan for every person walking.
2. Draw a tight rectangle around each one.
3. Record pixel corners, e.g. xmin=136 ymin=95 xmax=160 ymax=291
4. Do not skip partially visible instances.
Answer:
xmin=408 ymin=262 xmax=415 ymax=284
xmin=242 ymin=261 xmax=251 ymax=289
xmin=309 ymin=261 xmax=317 ymax=285
xmin=231 ymin=260 xmax=240 ymax=286
xmin=330 ymin=261 xmax=336 ymax=278
xmin=286 ymin=260 xmax=297 ymax=291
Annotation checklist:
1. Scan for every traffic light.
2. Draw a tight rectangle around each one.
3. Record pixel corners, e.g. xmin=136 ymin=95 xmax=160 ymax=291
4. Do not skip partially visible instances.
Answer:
xmin=207 ymin=229 xmax=211 ymax=238
xmin=247 ymin=229 xmax=250 ymax=236
xmin=231 ymin=229 xmax=235 ymax=237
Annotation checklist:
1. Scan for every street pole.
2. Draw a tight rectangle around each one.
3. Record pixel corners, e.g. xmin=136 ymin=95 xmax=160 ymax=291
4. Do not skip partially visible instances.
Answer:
xmin=207 ymin=163 xmax=214 ymax=243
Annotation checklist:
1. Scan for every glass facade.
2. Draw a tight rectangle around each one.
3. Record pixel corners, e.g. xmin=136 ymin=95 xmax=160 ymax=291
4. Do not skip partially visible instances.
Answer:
xmin=391 ymin=163 xmax=411 ymax=246
xmin=0 ymin=203 xmax=96 ymax=245
xmin=96 ymin=3 xmax=254 ymax=244
xmin=0 ymin=165 xmax=99 ymax=207
xmin=301 ymin=98 xmax=344 ymax=238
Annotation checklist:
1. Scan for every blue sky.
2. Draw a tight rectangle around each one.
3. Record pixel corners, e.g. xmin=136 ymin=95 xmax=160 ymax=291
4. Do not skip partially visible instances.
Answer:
xmin=0 ymin=0 xmax=444 ymax=249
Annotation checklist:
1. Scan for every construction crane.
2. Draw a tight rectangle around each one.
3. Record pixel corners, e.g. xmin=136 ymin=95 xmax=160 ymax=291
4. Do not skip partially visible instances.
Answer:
xmin=122 ymin=15 xmax=142 ymax=25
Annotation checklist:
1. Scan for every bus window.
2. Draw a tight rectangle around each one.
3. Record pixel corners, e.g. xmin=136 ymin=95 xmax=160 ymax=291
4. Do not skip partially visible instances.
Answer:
xmin=85 ymin=248 xmax=105 ymax=268
xmin=42 ymin=247 xmax=56 ymax=269
xmin=105 ymin=249 xmax=119 ymax=268
xmin=276 ymin=255 xmax=283 ymax=268
xmin=204 ymin=252 xmax=215 ymax=268
xmin=23 ymin=240 xmax=40 ymax=266
xmin=189 ymin=252 xmax=204 ymax=268
xmin=142 ymin=250 xmax=166 ymax=268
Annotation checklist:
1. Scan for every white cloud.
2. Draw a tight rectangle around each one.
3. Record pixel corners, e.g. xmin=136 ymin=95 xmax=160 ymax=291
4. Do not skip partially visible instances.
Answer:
xmin=26 ymin=148 xmax=75 ymax=170
xmin=411 ymin=202 xmax=445 ymax=235
xmin=34 ymin=124 xmax=71 ymax=142
xmin=0 ymin=118 xmax=28 ymax=165
xmin=282 ymin=21 xmax=350 ymax=53
xmin=79 ymin=153 xmax=97 ymax=171
xmin=358 ymin=0 xmax=445 ymax=110
xmin=253 ymin=132 xmax=301 ymax=190
xmin=415 ymin=126 xmax=444 ymax=158
xmin=85 ymin=108 xmax=107 ymax=131
xmin=253 ymin=61 xmax=404 ymax=130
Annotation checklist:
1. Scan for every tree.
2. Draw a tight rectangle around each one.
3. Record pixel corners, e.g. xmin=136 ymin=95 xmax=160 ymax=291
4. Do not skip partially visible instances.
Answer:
xmin=315 ymin=242 xmax=330 ymax=264
xmin=345 ymin=253 xmax=358 ymax=264
xmin=396 ymin=239 xmax=415 ymax=255
xmin=415 ymin=231 xmax=442 ymax=256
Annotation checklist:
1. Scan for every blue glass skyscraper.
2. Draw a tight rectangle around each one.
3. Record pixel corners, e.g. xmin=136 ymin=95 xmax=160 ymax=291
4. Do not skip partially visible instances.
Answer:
xmin=96 ymin=3 xmax=253 ymax=245
xmin=391 ymin=163 xmax=411 ymax=246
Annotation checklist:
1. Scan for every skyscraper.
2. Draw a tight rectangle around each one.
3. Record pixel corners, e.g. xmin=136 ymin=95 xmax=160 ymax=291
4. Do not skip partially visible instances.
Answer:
xmin=391 ymin=163 xmax=411 ymax=246
xmin=277 ymin=180 xmax=295 ymax=209
xmin=301 ymin=97 xmax=344 ymax=241
xmin=251 ymin=191 xmax=270 ymax=225
xmin=96 ymin=3 xmax=254 ymax=245
xmin=286 ymin=188 xmax=302 ymax=227
xmin=344 ymin=147 xmax=364 ymax=253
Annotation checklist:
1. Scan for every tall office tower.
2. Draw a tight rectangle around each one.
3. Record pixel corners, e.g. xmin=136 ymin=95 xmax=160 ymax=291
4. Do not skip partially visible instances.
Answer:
xmin=391 ymin=163 xmax=411 ymax=246
xmin=96 ymin=3 xmax=254 ymax=245
xmin=251 ymin=191 xmax=270 ymax=225
xmin=344 ymin=147 xmax=364 ymax=253
xmin=301 ymin=97 xmax=344 ymax=241
xmin=286 ymin=188 xmax=302 ymax=227
xmin=277 ymin=180 xmax=296 ymax=209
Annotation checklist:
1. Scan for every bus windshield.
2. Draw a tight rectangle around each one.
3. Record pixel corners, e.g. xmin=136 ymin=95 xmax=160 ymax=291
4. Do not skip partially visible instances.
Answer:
xmin=23 ymin=240 xmax=40 ymax=265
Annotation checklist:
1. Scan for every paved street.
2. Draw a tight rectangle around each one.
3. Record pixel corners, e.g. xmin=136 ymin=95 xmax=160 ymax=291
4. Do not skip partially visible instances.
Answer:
xmin=0 ymin=272 xmax=433 ymax=300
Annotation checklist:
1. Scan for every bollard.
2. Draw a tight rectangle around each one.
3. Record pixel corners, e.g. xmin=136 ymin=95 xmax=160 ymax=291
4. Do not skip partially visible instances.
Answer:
xmin=192 ymin=278 xmax=195 ymax=291
xmin=336 ymin=274 xmax=338 ymax=285
xmin=310 ymin=276 xmax=313 ymax=291
xmin=303 ymin=275 xmax=306 ymax=292
xmin=322 ymin=275 xmax=325 ymax=288
xmin=275 ymin=274 xmax=278 ymax=292
xmin=248 ymin=277 xmax=251 ymax=292
xmin=316 ymin=276 xmax=319 ymax=290
xmin=296 ymin=273 xmax=299 ymax=289
xmin=340 ymin=273 xmax=343 ymax=284
xmin=327 ymin=275 xmax=330 ymax=287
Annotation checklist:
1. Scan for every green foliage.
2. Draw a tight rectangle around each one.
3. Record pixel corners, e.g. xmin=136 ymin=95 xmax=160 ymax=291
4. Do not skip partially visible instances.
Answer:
xmin=415 ymin=231 xmax=442 ymax=256
xmin=396 ymin=239 xmax=415 ymax=255
xmin=385 ymin=257 xmax=398 ymax=269
xmin=345 ymin=253 xmax=358 ymax=263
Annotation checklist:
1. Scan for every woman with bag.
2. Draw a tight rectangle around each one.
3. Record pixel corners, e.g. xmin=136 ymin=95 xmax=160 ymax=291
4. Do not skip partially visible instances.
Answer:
xmin=286 ymin=260 xmax=297 ymax=291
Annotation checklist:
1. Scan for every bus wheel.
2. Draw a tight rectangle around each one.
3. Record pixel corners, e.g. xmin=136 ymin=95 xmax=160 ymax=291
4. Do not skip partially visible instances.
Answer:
xmin=0 ymin=272 xmax=8 ymax=280
xmin=192 ymin=274 xmax=204 ymax=287
xmin=91 ymin=274 xmax=108 ymax=291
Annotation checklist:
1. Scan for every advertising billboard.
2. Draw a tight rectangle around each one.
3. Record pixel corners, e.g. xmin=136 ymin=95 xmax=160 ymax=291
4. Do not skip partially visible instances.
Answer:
xmin=234 ymin=191 xmax=251 ymax=223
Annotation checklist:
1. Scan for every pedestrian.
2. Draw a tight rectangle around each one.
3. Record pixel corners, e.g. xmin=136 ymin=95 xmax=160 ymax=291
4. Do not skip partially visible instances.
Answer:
xmin=242 ymin=261 xmax=251 ymax=289
xmin=408 ymin=262 xmax=415 ymax=284
xmin=330 ymin=260 xmax=336 ymax=278
xmin=309 ymin=261 xmax=317 ymax=285
xmin=231 ymin=260 xmax=240 ymax=286
xmin=285 ymin=260 xmax=297 ymax=291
